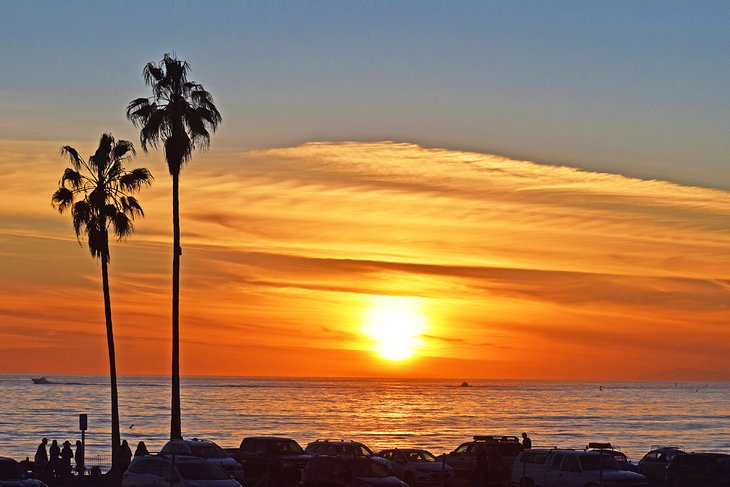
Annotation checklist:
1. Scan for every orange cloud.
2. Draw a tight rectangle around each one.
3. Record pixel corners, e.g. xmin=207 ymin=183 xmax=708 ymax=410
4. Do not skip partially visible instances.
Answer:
xmin=0 ymin=140 xmax=729 ymax=379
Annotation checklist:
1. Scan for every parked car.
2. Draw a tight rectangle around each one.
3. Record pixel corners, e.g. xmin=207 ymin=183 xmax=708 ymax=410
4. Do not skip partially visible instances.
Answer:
xmin=442 ymin=435 xmax=523 ymax=483
xmin=379 ymin=448 xmax=454 ymax=486
xmin=300 ymin=455 xmax=407 ymax=487
xmin=636 ymin=446 xmax=684 ymax=484
xmin=510 ymin=448 xmax=648 ymax=487
xmin=305 ymin=439 xmax=375 ymax=457
xmin=160 ymin=439 xmax=244 ymax=482
xmin=587 ymin=443 xmax=640 ymax=472
xmin=663 ymin=452 xmax=730 ymax=487
xmin=228 ymin=436 xmax=310 ymax=485
xmin=122 ymin=455 xmax=242 ymax=487
xmin=0 ymin=458 xmax=47 ymax=487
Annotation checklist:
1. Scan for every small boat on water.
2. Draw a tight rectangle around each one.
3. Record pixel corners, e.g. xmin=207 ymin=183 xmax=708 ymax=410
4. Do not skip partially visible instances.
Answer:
xmin=460 ymin=381 xmax=470 ymax=387
xmin=31 ymin=377 xmax=51 ymax=384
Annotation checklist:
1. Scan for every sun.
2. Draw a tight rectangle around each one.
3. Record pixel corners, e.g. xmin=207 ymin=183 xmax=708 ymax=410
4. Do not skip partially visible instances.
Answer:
xmin=362 ymin=296 xmax=427 ymax=361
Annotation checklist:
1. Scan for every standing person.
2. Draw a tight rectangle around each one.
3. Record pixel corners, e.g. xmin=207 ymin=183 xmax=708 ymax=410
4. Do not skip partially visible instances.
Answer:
xmin=521 ymin=432 xmax=532 ymax=449
xmin=74 ymin=440 xmax=84 ymax=476
xmin=34 ymin=438 xmax=48 ymax=476
xmin=117 ymin=440 xmax=133 ymax=473
xmin=134 ymin=441 xmax=149 ymax=457
xmin=61 ymin=441 xmax=73 ymax=478
xmin=49 ymin=440 xmax=60 ymax=478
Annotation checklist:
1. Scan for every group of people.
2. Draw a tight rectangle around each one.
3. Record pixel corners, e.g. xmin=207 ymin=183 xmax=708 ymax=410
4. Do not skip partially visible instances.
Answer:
xmin=113 ymin=440 xmax=150 ymax=472
xmin=33 ymin=437 xmax=150 ymax=479
xmin=33 ymin=438 xmax=84 ymax=478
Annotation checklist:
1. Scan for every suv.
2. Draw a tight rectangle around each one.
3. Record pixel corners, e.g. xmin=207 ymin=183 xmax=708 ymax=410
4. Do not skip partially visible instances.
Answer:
xmin=300 ymin=456 xmax=406 ymax=487
xmin=636 ymin=446 xmax=684 ymax=483
xmin=160 ymin=439 xmax=244 ymax=482
xmin=510 ymin=448 xmax=647 ymax=487
xmin=664 ymin=452 xmax=730 ymax=487
xmin=442 ymin=435 xmax=523 ymax=483
xmin=233 ymin=437 xmax=310 ymax=485
xmin=122 ymin=455 xmax=242 ymax=487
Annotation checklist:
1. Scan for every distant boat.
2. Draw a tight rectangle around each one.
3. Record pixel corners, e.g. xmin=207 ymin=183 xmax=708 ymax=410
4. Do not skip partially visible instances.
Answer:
xmin=31 ymin=377 xmax=51 ymax=384
xmin=460 ymin=381 xmax=470 ymax=387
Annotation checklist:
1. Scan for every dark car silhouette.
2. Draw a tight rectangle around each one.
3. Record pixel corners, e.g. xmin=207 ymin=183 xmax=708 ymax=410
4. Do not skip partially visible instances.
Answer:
xmin=300 ymin=456 xmax=406 ymax=487
xmin=664 ymin=453 xmax=730 ymax=487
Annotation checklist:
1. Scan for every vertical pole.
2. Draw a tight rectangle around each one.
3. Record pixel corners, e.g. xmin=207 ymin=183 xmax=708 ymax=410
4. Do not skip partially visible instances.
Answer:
xmin=81 ymin=431 xmax=85 ymax=476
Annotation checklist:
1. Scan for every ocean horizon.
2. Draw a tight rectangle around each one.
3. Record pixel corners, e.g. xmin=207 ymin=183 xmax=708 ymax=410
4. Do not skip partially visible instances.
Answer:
xmin=3 ymin=374 xmax=729 ymax=465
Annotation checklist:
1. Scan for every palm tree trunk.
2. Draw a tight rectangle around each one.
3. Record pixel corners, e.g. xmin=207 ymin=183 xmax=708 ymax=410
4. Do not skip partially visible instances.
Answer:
xmin=171 ymin=171 xmax=182 ymax=440
xmin=101 ymin=248 xmax=121 ymax=472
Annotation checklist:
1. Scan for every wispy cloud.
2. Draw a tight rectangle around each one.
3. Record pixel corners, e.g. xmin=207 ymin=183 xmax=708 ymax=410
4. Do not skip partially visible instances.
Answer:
xmin=1 ymin=140 xmax=728 ymax=378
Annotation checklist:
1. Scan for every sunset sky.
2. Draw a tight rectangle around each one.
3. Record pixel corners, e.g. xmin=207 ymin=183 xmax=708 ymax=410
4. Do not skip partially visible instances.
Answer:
xmin=1 ymin=2 xmax=729 ymax=379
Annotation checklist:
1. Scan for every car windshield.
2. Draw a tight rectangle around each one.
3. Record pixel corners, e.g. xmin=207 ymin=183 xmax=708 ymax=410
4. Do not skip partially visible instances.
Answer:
xmin=267 ymin=440 xmax=305 ymax=455
xmin=322 ymin=444 xmax=371 ymax=456
xmin=177 ymin=462 xmax=230 ymax=480
xmin=349 ymin=459 xmax=389 ymax=478
xmin=189 ymin=443 xmax=228 ymax=458
xmin=406 ymin=451 xmax=437 ymax=462
xmin=580 ymin=455 xmax=621 ymax=471
xmin=0 ymin=462 xmax=27 ymax=480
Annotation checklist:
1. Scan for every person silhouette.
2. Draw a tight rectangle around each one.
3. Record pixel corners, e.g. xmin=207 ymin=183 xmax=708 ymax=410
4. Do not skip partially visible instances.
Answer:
xmin=521 ymin=432 xmax=532 ymax=449
xmin=49 ymin=440 xmax=60 ymax=477
xmin=61 ymin=441 xmax=73 ymax=477
xmin=74 ymin=440 xmax=84 ymax=475
xmin=34 ymin=438 xmax=48 ymax=474
xmin=134 ymin=441 xmax=150 ymax=457
xmin=118 ymin=440 xmax=133 ymax=472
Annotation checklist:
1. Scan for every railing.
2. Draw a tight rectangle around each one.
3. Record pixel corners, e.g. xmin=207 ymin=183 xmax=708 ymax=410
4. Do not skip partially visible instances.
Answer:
xmin=84 ymin=454 xmax=112 ymax=474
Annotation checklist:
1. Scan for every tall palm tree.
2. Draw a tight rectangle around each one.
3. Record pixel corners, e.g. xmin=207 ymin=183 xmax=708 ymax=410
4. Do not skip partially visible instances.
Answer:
xmin=126 ymin=53 xmax=222 ymax=440
xmin=52 ymin=133 xmax=152 ymax=472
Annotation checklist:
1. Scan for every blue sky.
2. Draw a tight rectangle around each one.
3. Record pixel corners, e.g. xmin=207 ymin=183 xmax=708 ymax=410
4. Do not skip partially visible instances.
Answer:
xmin=2 ymin=1 xmax=730 ymax=188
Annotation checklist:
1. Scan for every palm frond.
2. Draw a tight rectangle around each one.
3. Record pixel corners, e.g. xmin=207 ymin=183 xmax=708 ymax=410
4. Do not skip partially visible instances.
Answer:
xmin=113 ymin=140 xmax=136 ymax=160
xmin=71 ymin=200 xmax=91 ymax=238
xmin=86 ymin=224 xmax=106 ymax=261
xmin=59 ymin=146 xmax=83 ymax=169
xmin=60 ymin=168 xmax=83 ymax=189
xmin=111 ymin=211 xmax=133 ymax=240
xmin=143 ymin=63 xmax=164 ymax=85
xmin=139 ymin=109 xmax=169 ymax=151
xmin=120 ymin=168 xmax=153 ymax=192
xmin=51 ymin=187 xmax=74 ymax=212
xmin=121 ymin=196 xmax=145 ymax=219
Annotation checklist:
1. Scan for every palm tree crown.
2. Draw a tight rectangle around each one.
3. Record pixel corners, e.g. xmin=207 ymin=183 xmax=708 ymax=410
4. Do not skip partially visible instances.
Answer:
xmin=126 ymin=53 xmax=222 ymax=176
xmin=52 ymin=133 xmax=153 ymax=259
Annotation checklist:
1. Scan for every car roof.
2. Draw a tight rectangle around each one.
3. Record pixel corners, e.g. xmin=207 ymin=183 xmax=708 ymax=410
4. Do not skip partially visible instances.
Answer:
xmin=244 ymin=436 xmax=297 ymax=441
xmin=167 ymin=438 xmax=218 ymax=444
xmin=0 ymin=457 xmax=18 ymax=463
xmin=381 ymin=448 xmax=428 ymax=454
xmin=308 ymin=439 xmax=367 ymax=444
xmin=138 ymin=454 xmax=209 ymax=463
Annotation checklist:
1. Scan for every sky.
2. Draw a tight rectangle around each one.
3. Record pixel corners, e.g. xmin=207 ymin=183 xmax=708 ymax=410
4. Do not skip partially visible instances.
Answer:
xmin=0 ymin=2 xmax=729 ymax=379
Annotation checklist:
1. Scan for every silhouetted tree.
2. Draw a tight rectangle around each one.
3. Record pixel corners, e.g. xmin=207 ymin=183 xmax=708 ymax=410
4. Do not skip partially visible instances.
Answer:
xmin=52 ymin=133 xmax=152 ymax=472
xmin=126 ymin=53 xmax=222 ymax=440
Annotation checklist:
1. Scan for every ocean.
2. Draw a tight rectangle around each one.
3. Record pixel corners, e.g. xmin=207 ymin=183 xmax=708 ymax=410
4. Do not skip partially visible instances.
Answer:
xmin=2 ymin=375 xmax=729 ymax=466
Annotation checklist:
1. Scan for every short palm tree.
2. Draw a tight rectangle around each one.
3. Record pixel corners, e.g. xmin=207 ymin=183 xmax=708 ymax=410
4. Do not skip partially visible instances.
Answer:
xmin=127 ymin=53 xmax=221 ymax=440
xmin=52 ymin=133 xmax=152 ymax=473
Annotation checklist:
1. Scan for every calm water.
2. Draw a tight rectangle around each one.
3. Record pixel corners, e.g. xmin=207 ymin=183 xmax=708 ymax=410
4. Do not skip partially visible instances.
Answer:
xmin=1 ymin=375 xmax=729 ymax=464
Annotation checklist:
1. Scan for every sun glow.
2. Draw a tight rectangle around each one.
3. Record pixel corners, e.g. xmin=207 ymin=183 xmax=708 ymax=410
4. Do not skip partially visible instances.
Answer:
xmin=362 ymin=296 xmax=427 ymax=361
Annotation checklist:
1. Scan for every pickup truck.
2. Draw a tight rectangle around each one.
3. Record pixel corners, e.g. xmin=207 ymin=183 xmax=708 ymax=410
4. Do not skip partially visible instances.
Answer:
xmin=510 ymin=448 xmax=647 ymax=487
xmin=225 ymin=436 xmax=310 ymax=486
